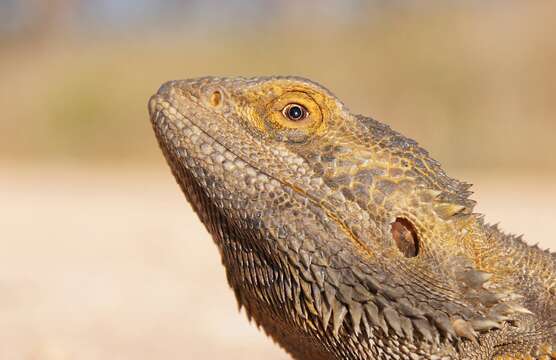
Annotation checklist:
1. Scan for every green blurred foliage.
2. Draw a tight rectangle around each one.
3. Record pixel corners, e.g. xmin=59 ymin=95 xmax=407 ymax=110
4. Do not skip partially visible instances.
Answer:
xmin=0 ymin=0 xmax=554 ymax=172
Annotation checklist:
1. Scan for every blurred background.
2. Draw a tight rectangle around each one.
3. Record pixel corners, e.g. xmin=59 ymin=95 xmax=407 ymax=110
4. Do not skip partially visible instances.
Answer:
xmin=0 ymin=1 xmax=554 ymax=359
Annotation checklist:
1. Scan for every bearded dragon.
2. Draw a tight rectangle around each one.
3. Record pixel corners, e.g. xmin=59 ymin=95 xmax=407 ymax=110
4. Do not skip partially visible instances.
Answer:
xmin=149 ymin=76 xmax=555 ymax=359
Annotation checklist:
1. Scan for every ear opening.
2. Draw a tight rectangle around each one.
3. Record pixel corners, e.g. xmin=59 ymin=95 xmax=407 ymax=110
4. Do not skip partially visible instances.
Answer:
xmin=391 ymin=218 xmax=419 ymax=257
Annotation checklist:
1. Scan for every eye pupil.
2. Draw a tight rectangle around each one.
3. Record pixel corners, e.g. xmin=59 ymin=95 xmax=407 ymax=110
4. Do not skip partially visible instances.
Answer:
xmin=289 ymin=106 xmax=302 ymax=119
xmin=285 ymin=104 xmax=306 ymax=121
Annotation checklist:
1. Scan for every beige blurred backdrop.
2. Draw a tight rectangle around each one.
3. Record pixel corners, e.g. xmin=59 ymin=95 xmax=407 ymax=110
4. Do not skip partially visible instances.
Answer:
xmin=0 ymin=1 xmax=555 ymax=359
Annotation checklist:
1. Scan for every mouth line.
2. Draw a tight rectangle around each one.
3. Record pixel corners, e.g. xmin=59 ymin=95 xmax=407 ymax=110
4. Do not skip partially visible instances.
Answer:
xmin=152 ymin=98 xmax=374 ymax=259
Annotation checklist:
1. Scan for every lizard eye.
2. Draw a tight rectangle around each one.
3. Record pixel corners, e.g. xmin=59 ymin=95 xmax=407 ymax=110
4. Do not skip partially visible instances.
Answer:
xmin=267 ymin=91 xmax=324 ymax=132
xmin=283 ymin=104 xmax=308 ymax=121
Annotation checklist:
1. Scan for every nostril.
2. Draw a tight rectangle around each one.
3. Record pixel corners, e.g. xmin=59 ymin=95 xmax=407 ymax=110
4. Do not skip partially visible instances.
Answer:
xmin=210 ymin=90 xmax=222 ymax=107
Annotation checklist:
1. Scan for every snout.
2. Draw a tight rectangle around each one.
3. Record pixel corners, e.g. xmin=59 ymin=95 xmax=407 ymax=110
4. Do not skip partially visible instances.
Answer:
xmin=149 ymin=77 xmax=230 ymax=119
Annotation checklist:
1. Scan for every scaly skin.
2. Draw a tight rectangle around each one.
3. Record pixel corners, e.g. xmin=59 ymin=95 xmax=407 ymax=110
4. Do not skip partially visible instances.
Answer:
xmin=148 ymin=76 xmax=555 ymax=359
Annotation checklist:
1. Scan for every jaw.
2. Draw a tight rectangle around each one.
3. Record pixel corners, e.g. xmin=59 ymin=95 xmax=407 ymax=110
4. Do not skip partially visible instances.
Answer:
xmin=150 ymin=92 xmax=333 ymax=357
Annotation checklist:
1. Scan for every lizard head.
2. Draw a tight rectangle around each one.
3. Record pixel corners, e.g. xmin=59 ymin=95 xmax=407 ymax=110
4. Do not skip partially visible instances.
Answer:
xmin=149 ymin=76 xmax=555 ymax=358
xmin=148 ymin=76 xmax=462 ymax=262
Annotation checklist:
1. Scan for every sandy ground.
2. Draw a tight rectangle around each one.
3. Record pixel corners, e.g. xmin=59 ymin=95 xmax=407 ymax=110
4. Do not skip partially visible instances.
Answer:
xmin=1 ymin=167 xmax=554 ymax=360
